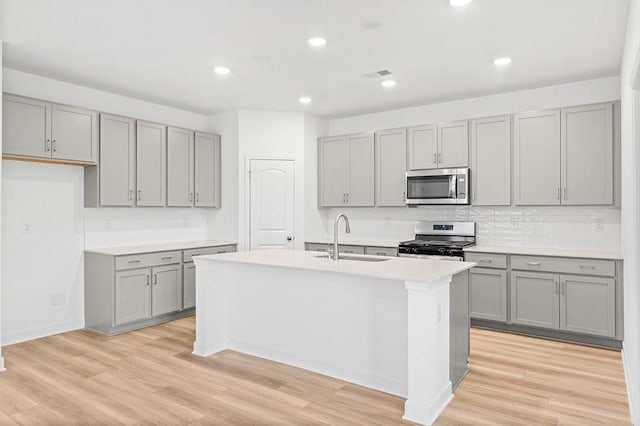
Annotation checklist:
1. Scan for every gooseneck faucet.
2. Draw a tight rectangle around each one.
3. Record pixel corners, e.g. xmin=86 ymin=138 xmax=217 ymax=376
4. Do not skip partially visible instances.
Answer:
xmin=333 ymin=213 xmax=351 ymax=260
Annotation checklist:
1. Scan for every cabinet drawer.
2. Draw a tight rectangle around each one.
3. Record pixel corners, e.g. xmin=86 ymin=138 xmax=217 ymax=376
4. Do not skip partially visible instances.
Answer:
xmin=365 ymin=246 xmax=398 ymax=257
xmin=115 ymin=250 xmax=182 ymax=271
xmin=511 ymin=256 xmax=615 ymax=277
xmin=338 ymin=245 xmax=365 ymax=255
xmin=305 ymin=243 xmax=329 ymax=252
xmin=464 ymin=253 xmax=507 ymax=269
xmin=183 ymin=245 xmax=235 ymax=262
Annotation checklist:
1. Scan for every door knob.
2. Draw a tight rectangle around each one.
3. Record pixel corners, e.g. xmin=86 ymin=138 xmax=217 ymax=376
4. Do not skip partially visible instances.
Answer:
xmin=286 ymin=236 xmax=293 ymax=241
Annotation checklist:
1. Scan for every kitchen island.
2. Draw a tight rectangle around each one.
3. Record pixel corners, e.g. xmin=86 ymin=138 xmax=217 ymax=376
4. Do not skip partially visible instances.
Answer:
xmin=192 ymin=249 xmax=475 ymax=425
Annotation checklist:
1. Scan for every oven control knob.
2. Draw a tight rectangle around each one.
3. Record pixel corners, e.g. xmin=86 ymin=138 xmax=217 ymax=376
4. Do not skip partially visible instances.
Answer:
xmin=410 ymin=247 xmax=418 ymax=254
xmin=438 ymin=247 xmax=448 ymax=255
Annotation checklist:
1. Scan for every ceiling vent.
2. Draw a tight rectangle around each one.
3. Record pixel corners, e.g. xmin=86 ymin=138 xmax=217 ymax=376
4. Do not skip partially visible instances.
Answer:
xmin=364 ymin=69 xmax=392 ymax=79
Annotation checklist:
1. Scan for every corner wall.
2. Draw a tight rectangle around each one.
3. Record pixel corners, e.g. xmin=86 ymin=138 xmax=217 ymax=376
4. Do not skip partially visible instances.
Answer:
xmin=1 ymin=69 xmax=214 ymax=345
xmin=0 ymin=42 xmax=5 ymax=371
xmin=620 ymin=0 xmax=640 ymax=422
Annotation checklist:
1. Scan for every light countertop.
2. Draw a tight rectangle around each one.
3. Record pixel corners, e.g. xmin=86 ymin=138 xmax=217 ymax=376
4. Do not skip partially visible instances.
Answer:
xmin=85 ymin=240 xmax=237 ymax=256
xmin=465 ymin=245 xmax=623 ymax=260
xmin=195 ymin=249 xmax=475 ymax=283
xmin=305 ymin=237 xmax=403 ymax=248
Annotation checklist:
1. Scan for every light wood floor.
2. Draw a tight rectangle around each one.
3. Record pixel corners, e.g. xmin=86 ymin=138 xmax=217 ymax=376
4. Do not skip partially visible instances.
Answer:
xmin=0 ymin=317 xmax=630 ymax=425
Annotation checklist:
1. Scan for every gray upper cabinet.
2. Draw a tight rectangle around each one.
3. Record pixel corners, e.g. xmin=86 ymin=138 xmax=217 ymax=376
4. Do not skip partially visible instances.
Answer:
xmin=470 ymin=116 xmax=511 ymax=205
xmin=136 ymin=121 xmax=167 ymax=206
xmin=561 ymin=103 xmax=613 ymax=205
xmin=375 ymin=128 xmax=407 ymax=206
xmin=407 ymin=125 xmax=437 ymax=170
xmin=407 ymin=121 xmax=468 ymax=170
xmin=437 ymin=120 xmax=469 ymax=169
xmin=560 ymin=274 xmax=615 ymax=338
xmin=167 ymin=127 xmax=195 ymax=207
xmin=194 ymin=132 xmax=221 ymax=207
xmin=510 ymin=270 xmax=560 ymax=330
xmin=514 ymin=110 xmax=561 ymax=205
xmin=318 ymin=133 xmax=374 ymax=207
xmin=51 ymin=103 xmax=98 ymax=163
xmin=98 ymin=114 xmax=136 ymax=206
xmin=515 ymin=103 xmax=614 ymax=206
xmin=3 ymin=94 xmax=97 ymax=164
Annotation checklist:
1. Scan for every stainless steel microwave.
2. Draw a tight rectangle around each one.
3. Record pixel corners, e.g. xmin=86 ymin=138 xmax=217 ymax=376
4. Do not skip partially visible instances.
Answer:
xmin=405 ymin=167 xmax=470 ymax=205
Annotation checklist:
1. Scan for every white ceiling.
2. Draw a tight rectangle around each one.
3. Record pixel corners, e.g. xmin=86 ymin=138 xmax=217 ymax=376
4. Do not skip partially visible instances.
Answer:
xmin=0 ymin=0 xmax=630 ymax=118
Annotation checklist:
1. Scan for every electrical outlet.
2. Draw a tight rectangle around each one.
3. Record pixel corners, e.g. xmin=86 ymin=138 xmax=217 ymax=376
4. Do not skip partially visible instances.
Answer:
xmin=511 ymin=218 xmax=520 ymax=229
xmin=103 ymin=220 xmax=112 ymax=231
xmin=21 ymin=223 xmax=32 ymax=233
xmin=594 ymin=218 xmax=604 ymax=232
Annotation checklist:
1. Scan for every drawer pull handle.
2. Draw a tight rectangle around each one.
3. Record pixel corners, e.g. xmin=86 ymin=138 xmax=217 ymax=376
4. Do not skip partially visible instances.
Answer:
xmin=161 ymin=256 xmax=173 ymax=261
xmin=191 ymin=253 xmax=200 ymax=257
xmin=579 ymin=265 xmax=595 ymax=270
xmin=343 ymin=250 xmax=354 ymax=254
xmin=376 ymin=252 xmax=386 ymax=256
xmin=218 ymin=251 xmax=227 ymax=254
xmin=128 ymin=260 xmax=141 ymax=264
xmin=527 ymin=262 xmax=541 ymax=266
xmin=479 ymin=259 xmax=492 ymax=263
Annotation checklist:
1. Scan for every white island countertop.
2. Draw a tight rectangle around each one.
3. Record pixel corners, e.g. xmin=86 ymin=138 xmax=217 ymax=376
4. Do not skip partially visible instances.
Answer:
xmin=85 ymin=240 xmax=237 ymax=256
xmin=197 ymin=249 xmax=475 ymax=283
xmin=464 ymin=245 xmax=623 ymax=260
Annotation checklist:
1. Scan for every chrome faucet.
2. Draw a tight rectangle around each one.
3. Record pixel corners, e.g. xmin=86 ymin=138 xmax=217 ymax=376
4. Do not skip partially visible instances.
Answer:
xmin=333 ymin=213 xmax=351 ymax=260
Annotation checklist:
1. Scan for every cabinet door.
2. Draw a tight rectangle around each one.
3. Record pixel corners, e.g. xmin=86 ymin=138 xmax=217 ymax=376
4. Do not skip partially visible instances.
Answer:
xmin=318 ymin=135 xmax=347 ymax=206
xmin=437 ymin=121 xmax=469 ymax=168
xmin=407 ymin=124 xmax=437 ymax=170
xmin=183 ymin=263 xmax=196 ymax=309
xmin=51 ymin=104 xmax=98 ymax=163
xmin=514 ymin=110 xmax=561 ymax=205
xmin=375 ymin=128 xmax=407 ymax=206
xmin=194 ymin=132 xmax=221 ymax=207
xmin=346 ymin=133 xmax=375 ymax=206
xmin=2 ymin=94 xmax=51 ymax=158
xmin=510 ymin=271 xmax=559 ymax=330
xmin=99 ymin=114 xmax=136 ymax=206
xmin=115 ymin=268 xmax=151 ymax=325
xmin=561 ymin=103 xmax=613 ymax=205
xmin=470 ymin=116 xmax=511 ymax=205
xmin=136 ymin=121 xmax=167 ymax=206
xmin=151 ymin=264 xmax=182 ymax=316
xmin=167 ymin=127 xmax=194 ymax=206
xmin=470 ymin=268 xmax=507 ymax=322
xmin=560 ymin=275 xmax=615 ymax=337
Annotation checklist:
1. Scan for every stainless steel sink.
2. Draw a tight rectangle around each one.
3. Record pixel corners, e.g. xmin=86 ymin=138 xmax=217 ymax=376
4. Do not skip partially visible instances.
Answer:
xmin=313 ymin=254 xmax=391 ymax=262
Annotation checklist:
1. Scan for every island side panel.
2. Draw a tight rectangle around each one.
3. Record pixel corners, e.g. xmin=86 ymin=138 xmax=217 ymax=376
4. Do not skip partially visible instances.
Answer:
xmin=192 ymin=260 xmax=230 ymax=356
xmin=403 ymin=277 xmax=453 ymax=426
xmin=199 ymin=260 xmax=409 ymax=397
xmin=450 ymin=270 xmax=470 ymax=390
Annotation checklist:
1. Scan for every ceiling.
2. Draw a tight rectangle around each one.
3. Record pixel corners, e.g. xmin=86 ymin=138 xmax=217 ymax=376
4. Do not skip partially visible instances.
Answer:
xmin=0 ymin=0 xmax=630 ymax=118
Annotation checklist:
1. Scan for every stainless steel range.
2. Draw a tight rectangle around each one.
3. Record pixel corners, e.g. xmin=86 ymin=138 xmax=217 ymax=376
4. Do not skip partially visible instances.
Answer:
xmin=398 ymin=221 xmax=476 ymax=261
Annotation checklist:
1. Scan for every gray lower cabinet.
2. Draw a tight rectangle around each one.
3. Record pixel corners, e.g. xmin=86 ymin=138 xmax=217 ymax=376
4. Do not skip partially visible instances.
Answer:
xmin=470 ymin=268 xmax=507 ymax=322
xmin=560 ymin=274 xmax=615 ymax=337
xmin=85 ymin=243 xmax=236 ymax=335
xmin=115 ymin=268 xmax=151 ymax=325
xmin=510 ymin=271 xmax=560 ymax=329
xmin=304 ymin=242 xmax=398 ymax=257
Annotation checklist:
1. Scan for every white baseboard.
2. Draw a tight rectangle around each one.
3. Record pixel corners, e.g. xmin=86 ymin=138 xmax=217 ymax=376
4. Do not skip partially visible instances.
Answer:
xmin=2 ymin=319 xmax=84 ymax=346
xmin=622 ymin=347 xmax=638 ymax=425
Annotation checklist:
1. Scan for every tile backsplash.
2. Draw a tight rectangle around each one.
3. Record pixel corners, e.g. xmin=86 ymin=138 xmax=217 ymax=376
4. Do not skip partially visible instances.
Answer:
xmin=325 ymin=206 xmax=621 ymax=251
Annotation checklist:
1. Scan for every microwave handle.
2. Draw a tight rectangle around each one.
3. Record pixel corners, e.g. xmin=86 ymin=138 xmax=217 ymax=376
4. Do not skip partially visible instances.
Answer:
xmin=449 ymin=175 xmax=456 ymax=198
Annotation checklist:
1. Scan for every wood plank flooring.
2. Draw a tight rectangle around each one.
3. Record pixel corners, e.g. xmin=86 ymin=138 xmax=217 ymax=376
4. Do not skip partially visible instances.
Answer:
xmin=0 ymin=317 xmax=631 ymax=425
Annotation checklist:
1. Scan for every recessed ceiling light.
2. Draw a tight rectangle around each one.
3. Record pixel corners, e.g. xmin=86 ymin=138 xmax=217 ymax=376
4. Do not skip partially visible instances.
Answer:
xmin=213 ymin=66 xmax=230 ymax=75
xmin=450 ymin=0 xmax=472 ymax=7
xmin=493 ymin=57 xmax=512 ymax=66
xmin=299 ymin=97 xmax=312 ymax=104
xmin=308 ymin=37 xmax=327 ymax=47
xmin=381 ymin=80 xmax=397 ymax=88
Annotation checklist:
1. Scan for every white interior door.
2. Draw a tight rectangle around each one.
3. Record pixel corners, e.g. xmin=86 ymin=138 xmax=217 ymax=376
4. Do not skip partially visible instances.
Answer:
xmin=250 ymin=159 xmax=295 ymax=250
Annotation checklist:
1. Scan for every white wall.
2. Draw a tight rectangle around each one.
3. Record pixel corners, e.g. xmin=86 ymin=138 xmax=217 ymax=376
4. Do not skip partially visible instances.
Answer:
xmin=1 ymin=69 xmax=216 ymax=345
xmin=0 ymin=42 xmax=5 ymax=370
xmin=304 ymin=114 xmax=329 ymax=240
xmin=307 ymin=77 xmax=623 ymax=251
xmin=620 ymin=0 xmax=640 ymax=422
xmin=236 ymin=110 xmax=305 ymax=251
